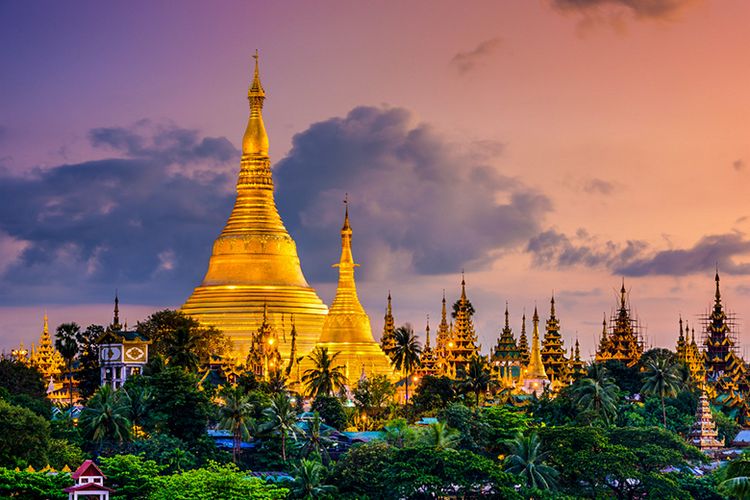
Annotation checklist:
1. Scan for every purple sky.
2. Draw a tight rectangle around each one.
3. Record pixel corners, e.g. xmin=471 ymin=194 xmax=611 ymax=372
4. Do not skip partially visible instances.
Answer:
xmin=2 ymin=0 xmax=750 ymax=360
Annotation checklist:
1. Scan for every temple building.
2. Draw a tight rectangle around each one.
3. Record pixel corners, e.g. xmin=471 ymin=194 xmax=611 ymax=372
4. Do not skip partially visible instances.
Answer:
xmin=541 ymin=296 xmax=569 ymax=385
xmin=444 ymin=277 xmax=480 ymax=376
xmin=491 ymin=304 xmax=522 ymax=386
xmin=97 ymin=298 xmax=151 ymax=390
xmin=416 ymin=319 xmax=440 ymax=378
xmin=181 ymin=53 xmax=328 ymax=359
xmin=594 ymin=282 xmax=643 ymax=367
xmin=28 ymin=314 xmax=65 ymax=382
xmin=689 ymin=391 xmax=725 ymax=452
xmin=380 ymin=293 xmax=397 ymax=361
xmin=521 ymin=307 xmax=549 ymax=396
xmin=245 ymin=303 xmax=283 ymax=381
xmin=310 ymin=202 xmax=394 ymax=384
xmin=675 ymin=318 xmax=705 ymax=385
xmin=433 ymin=292 xmax=452 ymax=377
xmin=568 ymin=338 xmax=586 ymax=380
xmin=517 ymin=313 xmax=530 ymax=366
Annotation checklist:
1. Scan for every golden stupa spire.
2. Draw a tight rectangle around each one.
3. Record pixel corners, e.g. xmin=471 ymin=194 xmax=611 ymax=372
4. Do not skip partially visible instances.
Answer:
xmin=425 ymin=316 xmax=431 ymax=349
xmin=526 ymin=307 xmax=548 ymax=380
xmin=313 ymin=199 xmax=394 ymax=383
xmin=43 ymin=312 xmax=49 ymax=336
xmin=182 ymin=53 xmax=327 ymax=358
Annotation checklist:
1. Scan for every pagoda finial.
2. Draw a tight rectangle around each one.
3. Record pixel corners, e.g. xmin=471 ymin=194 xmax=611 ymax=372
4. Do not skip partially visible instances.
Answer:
xmin=715 ymin=268 xmax=722 ymax=303
xmin=550 ymin=294 xmax=556 ymax=318
xmin=601 ymin=314 xmax=607 ymax=340
xmin=504 ymin=302 xmax=510 ymax=329
xmin=425 ymin=315 xmax=431 ymax=349
xmin=679 ymin=316 xmax=684 ymax=340
xmin=242 ymin=49 xmax=269 ymax=156
xmin=533 ymin=306 xmax=539 ymax=324
xmin=620 ymin=278 xmax=627 ymax=308
xmin=113 ymin=291 xmax=120 ymax=327
xmin=43 ymin=312 xmax=48 ymax=335
xmin=460 ymin=271 xmax=467 ymax=301
xmin=342 ymin=193 xmax=351 ymax=231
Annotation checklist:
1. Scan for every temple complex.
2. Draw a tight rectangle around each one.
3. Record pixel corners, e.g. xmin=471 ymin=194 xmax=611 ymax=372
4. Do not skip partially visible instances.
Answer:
xmin=181 ymin=53 xmax=328 ymax=359
xmin=310 ymin=203 xmax=394 ymax=383
xmin=594 ymin=282 xmax=643 ymax=367
xmin=541 ymin=296 xmax=569 ymax=385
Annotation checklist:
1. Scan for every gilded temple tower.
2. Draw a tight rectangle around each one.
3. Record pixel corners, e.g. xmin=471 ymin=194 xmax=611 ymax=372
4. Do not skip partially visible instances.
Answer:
xmin=595 ymin=281 xmax=643 ymax=367
xmin=522 ymin=307 xmax=549 ymax=396
xmin=541 ymin=295 xmax=569 ymax=383
xmin=182 ymin=53 xmax=328 ymax=358
xmin=380 ymin=293 xmax=397 ymax=360
xmin=312 ymin=202 xmax=394 ymax=384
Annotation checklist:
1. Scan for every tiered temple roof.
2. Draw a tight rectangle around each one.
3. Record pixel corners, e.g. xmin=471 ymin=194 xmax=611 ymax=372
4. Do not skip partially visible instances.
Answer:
xmin=380 ymin=293 xmax=397 ymax=361
xmin=444 ymin=277 xmax=480 ymax=376
xmin=595 ymin=282 xmax=643 ymax=367
xmin=416 ymin=319 xmax=440 ymax=378
xmin=28 ymin=314 xmax=64 ymax=381
xmin=246 ymin=303 xmax=282 ymax=381
xmin=568 ymin=338 xmax=586 ymax=380
xmin=541 ymin=296 xmax=569 ymax=383
xmin=492 ymin=304 xmax=522 ymax=385
xmin=689 ymin=391 xmax=725 ymax=451
xmin=518 ymin=313 xmax=530 ymax=366
xmin=675 ymin=318 xmax=705 ymax=384
xmin=522 ymin=307 xmax=549 ymax=396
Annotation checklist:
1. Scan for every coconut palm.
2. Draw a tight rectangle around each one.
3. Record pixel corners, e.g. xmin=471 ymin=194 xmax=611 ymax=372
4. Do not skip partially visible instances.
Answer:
xmin=267 ymin=369 xmax=289 ymax=395
xmin=218 ymin=385 xmax=256 ymax=463
xmin=457 ymin=355 xmax=493 ymax=406
xmin=572 ymin=365 xmax=619 ymax=425
xmin=79 ymin=385 xmax=131 ymax=448
xmin=164 ymin=326 xmax=200 ymax=371
xmin=719 ymin=458 xmax=750 ymax=499
xmin=420 ymin=421 xmax=460 ymax=450
xmin=301 ymin=347 xmax=347 ymax=398
xmin=262 ymin=393 xmax=303 ymax=461
xmin=299 ymin=412 xmax=334 ymax=464
xmin=641 ymin=357 xmax=682 ymax=428
xmin=504 ymin=432 xmax=558 ymax=490
xmin=55 ymin=322 xmax=80 ymax=407
xmin=391 ymin=324 xmax=422 ymax=403
xmin=382 ymin=418 xmax=416 ymax=448
xmin=290 ymin=459 xmax=337 ymax=499
xmin=123 ymin=385 xmax=152 ymax=438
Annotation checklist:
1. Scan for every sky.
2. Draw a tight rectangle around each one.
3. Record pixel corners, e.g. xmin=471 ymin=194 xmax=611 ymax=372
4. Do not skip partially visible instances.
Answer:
xmin=1 ymin=0 xmax=750 ymax=360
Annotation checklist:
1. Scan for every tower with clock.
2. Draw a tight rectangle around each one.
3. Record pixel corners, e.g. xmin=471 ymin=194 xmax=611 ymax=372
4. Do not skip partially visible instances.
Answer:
xmin=96 ymin=295 xmax=151 ymax=389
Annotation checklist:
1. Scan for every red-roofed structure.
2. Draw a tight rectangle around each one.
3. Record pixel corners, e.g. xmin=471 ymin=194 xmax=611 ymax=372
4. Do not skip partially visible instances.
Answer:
xmin=64 ymin=460 xmax=113 ymax=500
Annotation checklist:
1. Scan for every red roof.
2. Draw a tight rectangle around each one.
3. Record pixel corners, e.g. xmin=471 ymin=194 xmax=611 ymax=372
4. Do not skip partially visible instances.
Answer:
xmin=71 ymin=459 xmax=106 ymax=479
xmin=64 ymin=482 xmax=115 ymax=493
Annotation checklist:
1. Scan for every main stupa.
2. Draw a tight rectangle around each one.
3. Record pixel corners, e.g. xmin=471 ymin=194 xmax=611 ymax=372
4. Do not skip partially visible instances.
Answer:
xmin=182 ymin=53 xmax=328 ymax=358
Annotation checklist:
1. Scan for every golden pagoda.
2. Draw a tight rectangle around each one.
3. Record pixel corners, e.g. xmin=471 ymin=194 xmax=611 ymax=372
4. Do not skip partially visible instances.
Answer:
xmin=517 ymin=312 xmax=530 ymax=366
xmin=541 ymin=296 xmax=569 ymax=384
xmin=416 ymin=318 xmax=440 ymax=378
xmin=28 ymin=313 xmax=64 ymax=380
xmin=181 ymin=52 xmax=328 ymax=359
xmin=380 ymin=292 xmax=397 ymax=360
xmin=246 ymin=303 xmax=283 ymax=381
xmin=445 ymin=276 xmax=480 ymax=375
xmin=676 ymin=318 xmax=705 ymax=385
xmin=594 ymin=281 xmax=643 ymax=367
xmin=311 ymin=201 xmax=394 ymax=384
xmin=689 ymin=390 xmax=725 ymax=452
xmin=522 ymin=307 xmax=549 ymax=396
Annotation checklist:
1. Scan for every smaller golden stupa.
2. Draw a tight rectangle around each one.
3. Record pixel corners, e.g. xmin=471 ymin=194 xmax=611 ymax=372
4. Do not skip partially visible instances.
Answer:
xmin=310 ymin=200 xmax=394 ymax=384
xmin=522 ymin=307 xmax=549 ymax=396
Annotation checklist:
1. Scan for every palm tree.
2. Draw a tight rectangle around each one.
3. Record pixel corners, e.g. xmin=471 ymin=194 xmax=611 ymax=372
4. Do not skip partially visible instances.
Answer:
xmin=218 ymin=385 xmax=256 ymax=463
xmin=391 ymin=325 xmax=421 ymax=403
xmin=382 ymin=418 xmax=415 ymax=448
xmin=123 ymin=385 xmax=152 ymax=438
xmin=504 ymin=432 xmax=558 ymax=490
xmin=458 ymin=355 xmax=493 ymax=406
xmin=165 ymin=326 xmax=200 ymax=371
xmin=55 ymin=322 xmax=80 ymax=407
xmin=300 ymin=412 xmax=334 ymax=464
xmin=719 ymin=458 xmax=750 ymax=499
xmin=420 ymin=421 xmax=460 ymax=450
xmin=262 ymin=393 xmax=303 ymax=462
xmin=290 ymin=459 xmax=337 ymax=499
xmin=79 ymin=385 xmax=131 ymax=449
xmin=641 ymin=357 xmax=682 ymax=428
xmin=301 ymin=347 xmax=347 ymax=398
xmin=267 ymin=369 xmax=289 ymax=395
xmin=572 ymin=365 xmax=619 ymax=425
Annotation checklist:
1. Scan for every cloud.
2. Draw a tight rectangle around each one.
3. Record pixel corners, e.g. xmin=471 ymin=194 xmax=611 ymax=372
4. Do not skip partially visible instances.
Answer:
xmin=583 ymin=178 xmax=614 ymax=195
xmin=528 ymin=229 xmax=750 ymax=277
xmin=0 ymin=122 xmax=237 ymax=305
xmin=450 ymin=38 xmax=502 ymax=75
xmin=275 ymin=106 xmax=551 ymax=282
xmin=733 ymin=159 xmax=745 ymax=172
xmin=550 ymin=0 xmax=696 ymax=19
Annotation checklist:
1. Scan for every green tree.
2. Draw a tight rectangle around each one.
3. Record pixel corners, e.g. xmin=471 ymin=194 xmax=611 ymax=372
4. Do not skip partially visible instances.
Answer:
xmin=149 ymin=461 xmax=288 ymax=500
xmin=99 ymin=454 xmax=164 ymax=499
xmin=123 ymin=385 xmax=152 ymax=438
xmin=642 ymin=357 xmax=682 ymax=428
xmin=411 ymin=375 xmax=457 ymax=413
xmin=457 ymin=355 xmax=492 ymax=406
xmin=79 ymin=385 xmax=132 ymax=448
xmin=420 ymin=421 xmax=460 ymax=450
xmin=311 ymin=395 xmax=346 ymax=430
xmin=571 ymin=365 xmax=619 ymax=425
xmin=55 ymin=322 xmax=80 ymax=407
xmin=218 ymin=385 xmax=255 ymax=463
xmin=262 ymin=393 xmax=302 ymax=462
xmin=289 ymin=458 xmax=337 ymax=499
xmin=301 ymin=347 xmax=347 ymax=398
xmin=299 ymin=412 xmax=334 ymax=464
xmin=136 ymin=309 xmax=230 ymax=365
xmin=76 ymin=324 xmax=104 ymax=400
xmin=720 ymin=457 xmax=750 ymax=499
xmin=0 ymin=399 xmax=51 ymax=468
xmin=164 ymin=326 xmax=201 ymax=371
xmin=382 ymin=418 xmax=417 ymax=448
xmin=352 ymin=374 xmax=395 ymax=421
xmin=0 ymin=359 xmax=49 ymax=417
xmin=504 ymin=432 xmax=558 ymax=490
xmin=0 ymin=468 xmax=70 ymax=500
xmin=391 ymin=324 xmax=422 ymax=403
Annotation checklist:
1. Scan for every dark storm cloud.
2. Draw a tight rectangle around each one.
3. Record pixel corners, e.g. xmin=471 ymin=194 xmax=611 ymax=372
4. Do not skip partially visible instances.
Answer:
xmin=450 ymin=38 xmax=502 ymax=75
xmin=0 ymin=122 xmax=237 ymax=304
xmin=275 ymin=106 xmax=551 ymax=282
xmin=583 ymin=178 xmax=614 ymax=195
xmin=550 ymin=0 xmax=696 ymax=19
xmin=528 ymin=229 xmax=750 ymax=277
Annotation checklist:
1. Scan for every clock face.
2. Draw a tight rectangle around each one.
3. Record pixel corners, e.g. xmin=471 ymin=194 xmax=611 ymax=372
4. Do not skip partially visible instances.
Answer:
xmin=124 ymin=346 xmax=145 ymax=362
xmin=100 ymin=346 xmax=121 ymax=362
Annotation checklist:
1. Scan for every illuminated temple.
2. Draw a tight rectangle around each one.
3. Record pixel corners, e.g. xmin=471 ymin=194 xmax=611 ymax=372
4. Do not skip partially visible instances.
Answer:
xmin=181 ymin=54 xmax=328 ymax=358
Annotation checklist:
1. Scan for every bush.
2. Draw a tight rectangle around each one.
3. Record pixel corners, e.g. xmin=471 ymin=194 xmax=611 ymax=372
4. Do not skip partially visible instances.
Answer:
xmin=311 ymin=395 xmax=346 ymax=430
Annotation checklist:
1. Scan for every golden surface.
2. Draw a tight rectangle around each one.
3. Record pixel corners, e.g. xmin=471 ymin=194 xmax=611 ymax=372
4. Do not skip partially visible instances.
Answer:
xmin=182 ymin=53 xmax=327 ymax=359
xmin=307 ymin=204 xmax=394 ymax=383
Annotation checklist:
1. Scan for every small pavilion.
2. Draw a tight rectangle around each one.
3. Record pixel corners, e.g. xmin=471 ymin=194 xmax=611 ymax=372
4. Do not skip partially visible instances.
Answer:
xmin=63 ymin=460 xmax=114 ymax=500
